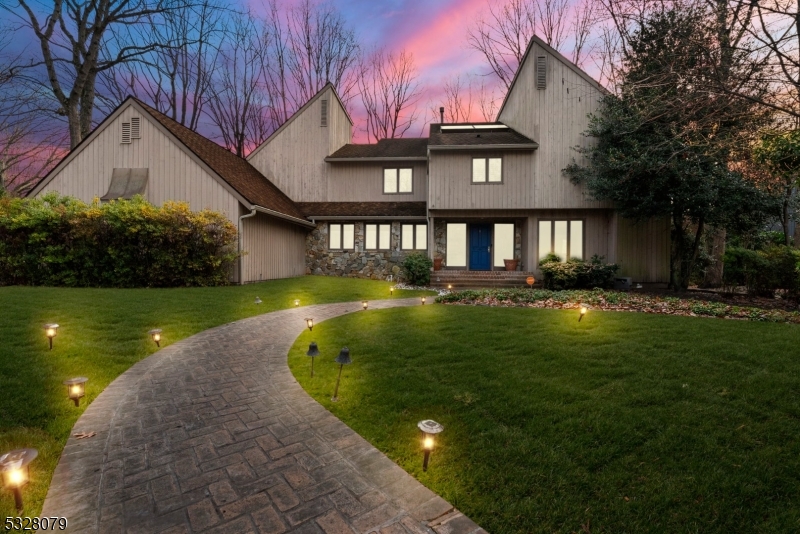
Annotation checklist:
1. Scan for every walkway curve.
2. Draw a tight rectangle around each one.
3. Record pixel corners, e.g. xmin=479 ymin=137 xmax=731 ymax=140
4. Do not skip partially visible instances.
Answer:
xmin=43 ymin=298 xmax=485 ymax=534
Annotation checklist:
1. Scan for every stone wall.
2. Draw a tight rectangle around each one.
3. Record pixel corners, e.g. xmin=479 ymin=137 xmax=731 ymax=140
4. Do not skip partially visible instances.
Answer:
xmin=306 ymin=222 xmax=415 ymax=280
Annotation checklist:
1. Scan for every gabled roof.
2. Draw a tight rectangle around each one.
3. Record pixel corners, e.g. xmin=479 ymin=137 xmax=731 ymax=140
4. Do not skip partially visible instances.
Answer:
xmin=29 ymin=97 xmax=309 ymax=225
xmin=326 ymin=138 xmax=428 ymax=161
xmin=428 ymin=123 xmax=537 ymax=150
xmin=297 ymin=202 xmax=426 ymax=218
xmin=247 ymin=82 xmax=353 ymax=162
xmin=497 ymin=34 xmax=610 ymax=119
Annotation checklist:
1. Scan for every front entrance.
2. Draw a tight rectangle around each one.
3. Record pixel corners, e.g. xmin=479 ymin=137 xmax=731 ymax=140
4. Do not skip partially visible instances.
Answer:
xmin=469 ymin=224 xmax=492 ymax=270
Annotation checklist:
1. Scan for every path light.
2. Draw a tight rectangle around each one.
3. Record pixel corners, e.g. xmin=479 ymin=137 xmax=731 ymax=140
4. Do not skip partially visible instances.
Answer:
xmin=390 ymin=287 xmax=394 ymax=296
xmin=447 ymin=284 xmax=452 ymax=290
xmin=306 ymin=342 xmax=320 ymax=377
xmin=362 ymin=300 xmax=368 ymax=310
xmin=527 ymin=276 xmax=535 ymax=289
xmin=579 ymin=304 xmax=588 ymax=322
xmin=421 ymin=296 xmax=426 ymax=305
xmin=305 ymin=318 xmax=314 ymax=331
xmin=43 ymin=324 xmax=59 ymax=350
xmin=149 ymin=329 xmax=162 ymax=347
xmin=0 ymin=448 xmax=37 ymax=513
xmin=294 ymin=299 xmax=300 ymax=307
xmin=331 ymin=347 xmax=351 ymax=402
xmin=63 ymin=377 xmax=88 ymax=407
xmin=417 ymin=420 xmax=444 ymax=471
xmin=254 ymin=297 xmax=262 ymax=305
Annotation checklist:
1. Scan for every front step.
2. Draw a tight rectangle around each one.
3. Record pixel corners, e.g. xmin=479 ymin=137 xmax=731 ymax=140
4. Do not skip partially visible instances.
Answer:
xmin=430 ymin=270 xmax=539 ymax=289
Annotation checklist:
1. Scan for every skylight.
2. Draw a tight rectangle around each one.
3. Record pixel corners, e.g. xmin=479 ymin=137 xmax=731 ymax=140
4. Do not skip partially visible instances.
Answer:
xmin=440 ymin=124 xmax=509 ymax=131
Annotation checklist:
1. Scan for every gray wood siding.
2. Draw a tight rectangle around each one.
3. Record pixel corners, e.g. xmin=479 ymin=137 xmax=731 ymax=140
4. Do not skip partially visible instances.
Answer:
xmin=37 ymin=105 xmax=242 ymax=224
xmin=497 ymin=43 xmax=607 ymax=209
xmin=248 ymin=86 xmax=351 ymax=202
xmin=327 ymin=162 xmax=427 ymax=202
xmin=428 ymin=152 xmax=533 ymax=209
xmin=616 ymin=217 xmax=671 ymax=283
xmin=241 ymin=212 xmax=307 ymax=282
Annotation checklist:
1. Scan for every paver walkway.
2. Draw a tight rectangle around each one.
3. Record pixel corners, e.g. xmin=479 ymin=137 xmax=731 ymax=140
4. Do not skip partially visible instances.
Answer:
xmin=42 ymin=298 xmax=485 ymax=534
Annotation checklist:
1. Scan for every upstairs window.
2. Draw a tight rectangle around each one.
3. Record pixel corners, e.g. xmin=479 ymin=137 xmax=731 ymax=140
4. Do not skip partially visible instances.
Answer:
xmin=329 ymin=223 xmax=354 ymax=250
xmin=384 ymin=168 xmax=413 ymax=194
xmin=538 ymin=220 xmax=583 ymax=262
xmin=472 ymin=157 xmax=502 ymax=183
xmin=365 ymin=224 xmax=391 ymax=250
xmin=401 ymin=224 xmax=427 ymax=250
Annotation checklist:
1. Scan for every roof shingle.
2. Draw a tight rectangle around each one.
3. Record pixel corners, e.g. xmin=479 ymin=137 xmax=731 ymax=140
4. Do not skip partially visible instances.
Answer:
xmin=327 ymin=138 xmax=428 ymax=159
xmin=428 ymin=123 xmax=537 ymax=148
xmin=297 ymin=202 xmax=426 ymax=217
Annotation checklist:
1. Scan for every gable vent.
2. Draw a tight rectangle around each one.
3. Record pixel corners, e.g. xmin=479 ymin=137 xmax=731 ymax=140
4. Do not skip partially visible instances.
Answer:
xmin=131 ymin=117 xmax=141 ymax=139
xmin=321 ymin=99 xmax=328 ymax=127
xmin=536 ymin=56 xmax=547 ymax=90
xmin=121 ymin=122 xmax=131 ymax=144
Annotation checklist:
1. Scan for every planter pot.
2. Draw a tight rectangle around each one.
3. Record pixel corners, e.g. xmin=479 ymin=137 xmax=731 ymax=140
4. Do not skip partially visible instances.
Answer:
xmin=433 ymin=258 xmax=444 ymax=271
xmin=504 ymin=259 xmax=519 ymax=271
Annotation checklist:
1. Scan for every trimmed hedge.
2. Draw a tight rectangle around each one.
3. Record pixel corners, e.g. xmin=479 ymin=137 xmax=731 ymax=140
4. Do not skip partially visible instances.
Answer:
xmin=0 ymin=193 xmax=239 ymax=287
xmin=723 ymin=245 xmax=800 ymax=297
xmin=539 ymin=254 xmax=619 ymax=290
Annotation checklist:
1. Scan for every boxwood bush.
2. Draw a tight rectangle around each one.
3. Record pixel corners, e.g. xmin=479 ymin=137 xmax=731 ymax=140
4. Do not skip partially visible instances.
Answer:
xmin=0 ymin=193 xmax=239 ymax=287
xmin=401 ymin=252 xmax=433 ymax=286
xmin=539 ymin=254 xmax=619 ymax=290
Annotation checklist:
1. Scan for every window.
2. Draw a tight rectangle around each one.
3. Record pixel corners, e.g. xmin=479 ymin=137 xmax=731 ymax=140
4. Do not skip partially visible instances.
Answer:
xmin=472 ymin=157 xmax=502 ymax=183
xmin=538 ymin=220 xmax=583 ymax=262
xmin=446 ymin=223 xmax=467 ymax=267
xmin=365 ymin=224 xmax=391 ymax=250
xmin=401 ymin=224 xmax=427 ymax=250
xmin=329 ymin=223 xmax=354 ymax=249
xmin=493 ymin=223 xmax=515 ymax=267
xmin=383 ymin=168 xmax=413 ymax=194
xmin=321 ymin=99 xmax=328 ymax=127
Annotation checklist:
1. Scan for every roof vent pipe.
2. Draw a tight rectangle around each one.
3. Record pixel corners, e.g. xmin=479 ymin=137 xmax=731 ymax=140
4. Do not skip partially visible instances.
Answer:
xmin=439 ymin=107 xmax=444 ymax=124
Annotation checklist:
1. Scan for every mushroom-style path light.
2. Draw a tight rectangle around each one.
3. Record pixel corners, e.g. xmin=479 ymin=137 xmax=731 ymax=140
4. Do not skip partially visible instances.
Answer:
xmin=417 ymin=420 xmax=444 ymax=471
xmin=579 ymin=305 xmax=588 ymax=322
xmin=390 ymin=286 xmax=394 ymax=296
xmin=44 ymin=324 xmax=59 ymax=350
xmin=149 ymin=328 xmax=163 ymax=347
xmin=448 ymin=284 xmax=452 ymax=290
xmin=63 ymin=377 xmax=88 ymax=407
xmin=421 ymin=296 xmax=426 ymax=305
xmin=306 ymin=342 xmax=320 ymax=377
xmin=294 ymin=299 xmax=300 ymax=307
xmin=0 ymin=448 xmax=37 ymax=513
xmin=254 ymin=297 xmax=262 ymax=305
xmin=362 ymin=300 xmax=368 ymax=311
xmin=305 ymin=318 xmax=314 ymax=332
xmin=331 ymin=347 xmax=351 ymax=402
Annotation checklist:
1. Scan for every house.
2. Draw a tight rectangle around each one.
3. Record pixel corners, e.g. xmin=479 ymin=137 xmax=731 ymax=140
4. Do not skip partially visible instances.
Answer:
xmin=29 ymin=36 xmax=670 ymax=285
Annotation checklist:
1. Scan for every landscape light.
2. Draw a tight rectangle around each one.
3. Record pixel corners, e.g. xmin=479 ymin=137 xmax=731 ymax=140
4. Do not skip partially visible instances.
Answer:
xmin=305 ymin=318 xmax=314 ymax=331
xmin=579 ymin=305 xmax=588 ymax=322
xmin=294 ymin=299 xmax=300 ymax=307
xmin=421 ymin=296 xmax=426 ymax=305
xmin=148 ymin=328 xmax=162 ymax=347
xmin=447 ymin=284 xmax=452 ymax=290
xmin=0 ymin=448 xmax=37 ymax=512
xmin=63 ymin=377 xmax=88 ymax=407
xmin=43 ymin=324 xmax=59 ymax=350
xmin=306 ymin=342 xmax=320 ymax=377
xmin=254 ymin=297 xmax=262 ymax=305
xmin=417 ymin=420 xmax=444 ymax=471
xmin=362 ymin=300 xmax=368 ymax=310
xmin=390 ymin=287 xmax=394 ymax=296
xmin=331 ymin=347 xmax=352 ymax=402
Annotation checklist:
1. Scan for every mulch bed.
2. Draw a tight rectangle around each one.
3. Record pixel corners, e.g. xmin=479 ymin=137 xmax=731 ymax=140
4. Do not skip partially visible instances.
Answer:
xmin=435 ymin=288 xmax=800 ymax=324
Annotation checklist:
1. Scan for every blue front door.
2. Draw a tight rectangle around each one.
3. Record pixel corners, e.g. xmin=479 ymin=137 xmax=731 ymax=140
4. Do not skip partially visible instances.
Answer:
xmin=469 ymin=224 xmax=492 ymax=270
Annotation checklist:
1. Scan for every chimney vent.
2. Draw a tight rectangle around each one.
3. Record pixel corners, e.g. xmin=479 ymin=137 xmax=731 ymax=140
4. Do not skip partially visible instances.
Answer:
xmin=439 ymin=107 xmax=444 ymax=124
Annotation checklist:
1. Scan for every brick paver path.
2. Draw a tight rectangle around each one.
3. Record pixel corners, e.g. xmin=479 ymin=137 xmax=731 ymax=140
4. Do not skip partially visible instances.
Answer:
xmin=42 ymin=299 xmax=485 ymax=534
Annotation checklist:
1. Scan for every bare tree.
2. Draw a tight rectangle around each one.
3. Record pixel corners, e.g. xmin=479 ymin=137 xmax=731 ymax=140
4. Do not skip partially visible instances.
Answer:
xmin=359 ymin=49 xmax=422 ymax=142
xmin=476 ymin=78 xmax=499 ymax=121
xmin=429 ymin=76 xmax=475 ymax=123
xmin=205 ymin=12 xmax=271 ymax=157
xmin=536 ymin=0 xmax=570 ymax=50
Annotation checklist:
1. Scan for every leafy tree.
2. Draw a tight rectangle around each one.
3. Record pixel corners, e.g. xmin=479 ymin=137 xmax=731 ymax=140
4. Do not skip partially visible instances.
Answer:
xmin=566 ymin=8 xmax=776 ymax=290
xmin=752 ymin=130 xmax=800 ymax=245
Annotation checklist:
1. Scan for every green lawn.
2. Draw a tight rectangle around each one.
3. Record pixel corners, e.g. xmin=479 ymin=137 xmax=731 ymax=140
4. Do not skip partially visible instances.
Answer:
xmin=0 ymin=277 xmax=432 ymax=517
xmin=288 ymin=305 xmax=800 ymax=534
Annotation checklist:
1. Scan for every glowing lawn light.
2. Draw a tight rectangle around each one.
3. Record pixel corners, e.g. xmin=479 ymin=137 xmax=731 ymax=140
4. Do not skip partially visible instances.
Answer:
xmin=362 ymin=300 xmax=368 ymax=310
xmin=149 ymin=328 xmax=162 ymax=347
xmin=1 ymin=448 xmax=37 ymax=513
xmin=421 ymin=296 xmax=426 ymax=305
xmin=417 ymin=420 xmax=444 ymax=471
xmin=306 ymin=342 xmax=320 ymax=377
xmin=44 ymin=324 xmax=59 ymax=350
xmin=305 ymin=318 xmax=314 ymax=331
xmin=331 ymin=347 xmax=351 ymax=402
xmin=294 ymin=299 xmax=300 ymax=307
xmin=390 ymin=286 xmax=394 ymax=296
xmin=63 ymin=377 xmax=88 ymax=407
xmin=254 ymin=297 xmax=262 ymax=305
xmin=579 ymin=305 xmax=588 ymax=322
xmin=447 ymin=284 xmax=452 ymax=290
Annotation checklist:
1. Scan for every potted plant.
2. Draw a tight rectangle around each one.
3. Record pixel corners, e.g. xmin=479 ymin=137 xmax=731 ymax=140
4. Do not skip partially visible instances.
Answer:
xmin=433 ymin=254 xmax=444 ymax=271
xmin=504 ymin=258 xmax=519 ymax=271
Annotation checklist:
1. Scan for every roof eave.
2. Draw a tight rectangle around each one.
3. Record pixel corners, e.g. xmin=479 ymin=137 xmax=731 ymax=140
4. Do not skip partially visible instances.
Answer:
xmin=324 ymin=156 xmax=428 ymax=162
xmin=252 ymin=205 xmax=316 ymax=228
xmin=304 ymin=215 xmax=427 ymax=221
xmin=428 ymin=143 xmax=539 ymax=151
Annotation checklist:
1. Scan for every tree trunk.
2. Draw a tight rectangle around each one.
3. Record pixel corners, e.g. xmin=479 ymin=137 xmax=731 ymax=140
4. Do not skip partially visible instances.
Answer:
xmin=702 ymin=226 xmax=726 ymax=288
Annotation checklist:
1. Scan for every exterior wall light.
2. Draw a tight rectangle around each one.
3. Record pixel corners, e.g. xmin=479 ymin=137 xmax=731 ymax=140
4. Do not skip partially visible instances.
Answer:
xmin=44 ymin=324 xmax=59 ymax=350
xmin=255 ymin=297 xmax=262 ymax=305
xmin=331 ymin=347 xmax=351 ymax=402
xmin=1 ymin=448 xmax=37 ymax=512
xmin=149 ymin=328 xmax=162 ymax=347
xmin=421 ymin=296 xmax=426 ymax=305
xmin=579 ymin=305 xmax=588 ymax=322
xmin=362 ymin=300 xmax=368 ymax=310
xmin=294 ymin=299 xmax=300 ymax=307
xmin=417 ymin=420 xmax=444 ymax=471
xmin=63 ymin=377 xmax=88 ymax=406
xmin=306 ymin=342 xmax=320 ymax=377
xmin=305 ymin=318 xmax=314 ymax=331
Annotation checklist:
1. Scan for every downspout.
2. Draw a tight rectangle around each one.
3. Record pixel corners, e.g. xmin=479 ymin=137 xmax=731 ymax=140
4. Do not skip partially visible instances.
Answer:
xmin=238 ymin=208 xmax=257 ymax=284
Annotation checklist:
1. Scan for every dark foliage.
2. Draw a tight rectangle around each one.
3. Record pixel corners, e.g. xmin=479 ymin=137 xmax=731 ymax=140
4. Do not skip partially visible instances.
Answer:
xmin=401 ymin=252 xmax=433 ymax=285
xmin=539 ymin=254 xmax=619 ymax=290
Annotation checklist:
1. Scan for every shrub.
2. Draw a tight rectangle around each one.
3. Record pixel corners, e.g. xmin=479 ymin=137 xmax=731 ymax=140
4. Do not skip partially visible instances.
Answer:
xmin=402 ymin=252 xmax=433 ymax=286
xmin=0 ymin=193 xmax=239 ymax=287
xmin=540 ymin=255 xmax=619 ymax=290
xmin=723 ymin=245 xmax=800 ymax=297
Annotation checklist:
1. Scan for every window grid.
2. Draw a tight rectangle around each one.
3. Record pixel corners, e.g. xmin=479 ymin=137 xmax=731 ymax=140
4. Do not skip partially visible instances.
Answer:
xmin=383 ymin=168 xmax=413 ymax=194
xmin=401 ymin=224 xmax=427 ymax=250
xmin=471 ymin=157 xmax=503 ymax=183
xmin=329 ymin=223 xmax=355 ymax=250
xmin=365 ymin=224 xmax=392 ymax=250
xmin=538 ymin=219 xmax=584 ymax=262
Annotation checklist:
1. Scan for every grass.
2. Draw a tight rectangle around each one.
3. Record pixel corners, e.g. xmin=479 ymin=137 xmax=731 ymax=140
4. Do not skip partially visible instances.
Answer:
xmin=0 ymin=276 xmax=433 ymax=517
xmin=288 ymin=305 xmax=800 ymax=534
